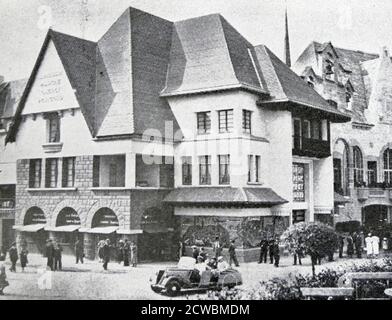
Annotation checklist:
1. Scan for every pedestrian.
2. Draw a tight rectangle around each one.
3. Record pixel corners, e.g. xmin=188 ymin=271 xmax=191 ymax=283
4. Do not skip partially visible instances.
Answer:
xmin=117 ymin=239 xmax=124 ymax=264
xmin=75 ymin=239 xmax=84 ymax=264
xmin=97 ymin=239 xmax=105 ymax=263
xmin=338 ymin=235 xmax=344 ymax=258
xmin=199 ymin=247 xmax=207 ymax=262
xmin=365 ymin=233 xmax=373 ymax=258
xmin=382 ymin=237 xmax=388 ymax=252
xmin=130 ymin=241 xmax=137 ymax=267
xmin=258 ymin=238 xmax=268 ymax=264
xmin=217 ymin=256 xmax=229 ymax=272
xmin=0 ymin=254 xmax=9 ymax=296
xmin=354 ymin=233 xmax=362 ymax=258
xmin=8 ymin=243 xmax=18 ymax=272
xmin=371 ymin=234 xmax=380 ymax=258
xmin=228 ymin=240 xmax=239 ymax=267
xmin=122 ymin=239 xmax=130 ymax=267
xmin=45 ymin=239 xmax=54 ymax=271
xmin=191 ymin=245 xmax=199 ymax=262
xmin=268 ymin=239 xmax=275 ymax=264
xmin=53 ymin=241 xmax=63 ymax=271
xmin=346 ymin=234 xmax=354 ymax=258
xmin=293 ymin=247 xmax=303 ymax=265
xmin=102 ymin=239 xmax=111 ymax=271
xmin=20 ymin=247 xmax=28 ymax=272
xmin=272 ymin=239 xmax=280 ymax=267
xmin=212 ymin=236 xmax=222 ymax=258
xmin=178 ymin=240 xmax=185 ymax=260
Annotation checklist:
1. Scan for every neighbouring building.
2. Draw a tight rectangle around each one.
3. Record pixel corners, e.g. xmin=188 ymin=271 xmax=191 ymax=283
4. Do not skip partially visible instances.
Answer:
xmin=1 ymin=7 xmax=349 ymax=262
xmin=294 ymin=41 xmax=392 ymax=236
xmin=0 ymin=77 xmax=27 ymax=253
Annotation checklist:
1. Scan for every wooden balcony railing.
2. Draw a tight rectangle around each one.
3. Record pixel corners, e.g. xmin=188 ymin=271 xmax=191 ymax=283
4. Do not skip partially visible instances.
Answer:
xmin=293 ymin=136 xmax=331 ymax=158
xmin=0 ymin=198 xmax=15 ymax=209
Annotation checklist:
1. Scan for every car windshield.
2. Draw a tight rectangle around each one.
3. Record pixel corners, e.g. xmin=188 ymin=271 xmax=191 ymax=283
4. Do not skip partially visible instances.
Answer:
xmin=177 ymin=257 xmax=196 ymax=268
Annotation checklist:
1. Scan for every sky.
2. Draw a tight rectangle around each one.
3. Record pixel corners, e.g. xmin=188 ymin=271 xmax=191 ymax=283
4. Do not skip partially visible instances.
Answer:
xmin=0 ymin=0 xmax=391 ymax=81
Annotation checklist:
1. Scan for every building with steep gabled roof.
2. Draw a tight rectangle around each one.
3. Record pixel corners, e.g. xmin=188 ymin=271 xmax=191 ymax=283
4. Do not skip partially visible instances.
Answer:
xmin=0 ymin=7 xmax=350 ymax=261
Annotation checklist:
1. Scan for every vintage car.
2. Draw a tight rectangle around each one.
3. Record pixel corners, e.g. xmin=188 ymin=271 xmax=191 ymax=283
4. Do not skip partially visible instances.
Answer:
xmin=150 ymin=257 xmax=242 ymax=296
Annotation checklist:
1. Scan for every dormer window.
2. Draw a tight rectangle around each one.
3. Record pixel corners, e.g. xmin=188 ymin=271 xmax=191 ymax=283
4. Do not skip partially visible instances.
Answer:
xmin=345 ymin=82 xmax=354 ymax=109
xmin=325 ymin=60 xmax=334 ymax=80
xmin=47 ymin=113 xmax=60 ymax=143
xmin=327 ymin=100 xmax=338 ymax=109
xmin=307 ymin=76 xmax=315 ymax=88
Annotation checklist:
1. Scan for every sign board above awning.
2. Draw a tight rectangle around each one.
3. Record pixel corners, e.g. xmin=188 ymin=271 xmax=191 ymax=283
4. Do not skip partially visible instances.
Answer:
xmin=116 ymin=229 xmax=143 ymax=235
xmin=13 ymin=224 xmax=46 ymax=232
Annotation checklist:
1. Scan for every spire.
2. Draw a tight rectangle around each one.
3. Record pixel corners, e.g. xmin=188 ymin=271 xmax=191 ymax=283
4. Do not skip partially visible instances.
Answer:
xmin=284 ymin=4 xmax=291 ymax=67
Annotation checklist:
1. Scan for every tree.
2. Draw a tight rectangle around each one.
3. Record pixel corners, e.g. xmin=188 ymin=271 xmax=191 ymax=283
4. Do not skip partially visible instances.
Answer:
xmin=281 ymin=222 xmax=339 ymax=276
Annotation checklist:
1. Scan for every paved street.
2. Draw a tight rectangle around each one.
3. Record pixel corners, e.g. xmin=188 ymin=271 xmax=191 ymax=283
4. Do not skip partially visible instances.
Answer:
xmin=1 ymin=253 xmax=389 ymax=300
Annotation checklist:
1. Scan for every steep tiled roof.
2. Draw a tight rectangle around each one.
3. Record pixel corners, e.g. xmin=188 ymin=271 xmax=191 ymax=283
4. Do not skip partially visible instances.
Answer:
xmin=255 ymin=45 xmax=350 ymax=122
xmin=161 ymin=14 xmax=268 ymax=97
xmin=0 ymin=79 xmax=28 ymax=119
xmin=163 ymin=187 xmax=287 ymax=207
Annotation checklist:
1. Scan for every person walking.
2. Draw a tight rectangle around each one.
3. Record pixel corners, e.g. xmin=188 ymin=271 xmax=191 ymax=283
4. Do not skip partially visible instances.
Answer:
xmin=258 ymin=238 xmax=268 ymax=264
xmin=371 ymin=234 xmax=380 ymax=258
xmin=97 ymin=239 xmax=105 ymax=263
xmin=191 ymin=246 xmax=200 ymax=261
xmin=354 ymin=232 xmax=362 ymax=258
xmin=365 ymin=233 xmax=374 ymax=258
xmin=53 ymin=241 xmax=63 ymax=271
xmin=293 ymin=247 xmax=303 ymax=265
xmin=102 ymin=239 xmax=111 ymax=271
xmin=338 ymin=235 xmax=345 ymax=258
xmin=75 ymin=239 xmax=84 ymax=264
xmin=228 ymin=240 xmax=239 ymax=267
xmin=116 ymin=240 xmax=124 ymax=264
xmin=8 ymin=243 xmax=18 ymax=272
xmin=0 ymin=254 xmax=9 ymax=296
xmin=19 ymin=247 xmax=28 ymax=272
xmin=268 ymin=239 xmax=275 ymax=264
xmin=272 ymin=239 xmax=280 ymax=267
xmin=346 ymin=234 xmax=354 ymax=258
xmin=130 ymin=241 xmax=138 ymax=267
xmin=212 ymin=236 xmax=222 ymax=259
xmin=45 ymin=239 xmax=54 ymax=271
xmin=122 ymin=239 xmax=130 ymax=267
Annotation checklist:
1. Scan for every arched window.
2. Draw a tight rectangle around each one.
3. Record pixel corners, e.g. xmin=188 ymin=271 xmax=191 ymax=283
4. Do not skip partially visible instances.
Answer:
xmin=353 ymin=146 xmax=364 ymax=186
xmin=383 ymin=148 xmax=392 ymax=184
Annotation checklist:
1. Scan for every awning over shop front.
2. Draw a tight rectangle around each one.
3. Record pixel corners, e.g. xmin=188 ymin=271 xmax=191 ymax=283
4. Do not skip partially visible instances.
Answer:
xmin=44 ymin=225 xmax=80 ymax=232
xmin=334 ymin=192 xmax=350 ymax=204
xmin=116 ymin=229 xmax=143 ymax=235
xmin=143 ymin=225 xmax=174 ymax=234
xmin=13 ymin=224 xmax=46 ymax=232
xmin=85 ymin=226 xmax=119 ymax=234
xmin=163 ymin=187 xmax=288 ymax=207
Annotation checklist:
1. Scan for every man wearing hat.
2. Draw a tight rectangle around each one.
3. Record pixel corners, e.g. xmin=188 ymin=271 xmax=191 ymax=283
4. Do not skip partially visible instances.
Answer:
xmin=191 ymin=245 xmax=200 ymax=262
xmin=45 ymin=239 xmax=54 ymax=271
xmin=8 ymin=243 xmax=18 ymax=272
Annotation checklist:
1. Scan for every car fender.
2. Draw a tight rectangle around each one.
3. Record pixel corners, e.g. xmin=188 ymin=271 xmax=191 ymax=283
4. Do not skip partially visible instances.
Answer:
xmin=161 ymin=276 xmax=181 ymax=287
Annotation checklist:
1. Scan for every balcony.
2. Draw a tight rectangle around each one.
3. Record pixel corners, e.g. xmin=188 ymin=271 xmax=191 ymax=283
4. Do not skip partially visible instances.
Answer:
xmin=292 ymin=135 xmax=331 ymax=158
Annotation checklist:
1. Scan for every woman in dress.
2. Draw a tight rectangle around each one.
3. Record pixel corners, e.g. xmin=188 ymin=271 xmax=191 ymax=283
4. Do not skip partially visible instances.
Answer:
xmin=20 ymin=248 xmax=29 ymax=272
xmin=130 ymin=241 xmax=137 ymax=267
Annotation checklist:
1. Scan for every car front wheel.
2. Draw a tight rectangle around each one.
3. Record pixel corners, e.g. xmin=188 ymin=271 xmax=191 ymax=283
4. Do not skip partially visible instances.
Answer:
xmin=165 ymin=280 xmax=181 ymax=296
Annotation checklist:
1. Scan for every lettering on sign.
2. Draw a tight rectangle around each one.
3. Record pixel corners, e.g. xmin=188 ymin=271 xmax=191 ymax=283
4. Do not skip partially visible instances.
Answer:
xmin=37 ymin=72 xmax=65 ymax=105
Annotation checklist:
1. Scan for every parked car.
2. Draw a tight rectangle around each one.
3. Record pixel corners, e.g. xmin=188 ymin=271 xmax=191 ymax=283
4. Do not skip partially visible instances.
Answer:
xmin=150 ymin=257 xmax=242 ymax=296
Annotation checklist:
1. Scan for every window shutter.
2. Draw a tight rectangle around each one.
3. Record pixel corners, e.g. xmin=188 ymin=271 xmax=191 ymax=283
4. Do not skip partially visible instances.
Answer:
xmin=93 ymin=156 xmax=100 ymax=187
xmin=62 ymin=158 xmax=68 ymax=187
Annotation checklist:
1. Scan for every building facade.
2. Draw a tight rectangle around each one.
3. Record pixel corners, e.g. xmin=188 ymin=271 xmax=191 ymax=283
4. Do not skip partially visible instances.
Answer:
xmin=1 ymin=7 xmax=349 ymax=262
xmin=294 ymin=41 xmax=392 ymax=237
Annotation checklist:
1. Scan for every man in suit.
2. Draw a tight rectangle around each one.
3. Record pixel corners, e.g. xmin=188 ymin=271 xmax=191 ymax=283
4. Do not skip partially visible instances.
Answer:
xmin=228 ymin=240 xmax=239 ymax=267
xmin=268 ymin=239 xmax=275 ymax=264
xmin=45 ymin=239 xmax=54 ymax=271
xmin=272 ymin=239 xmax=280 ymax=267
xmin=258 ymin=238 xmax=268 ymax=264
xmin=212 ymin=236 xmax=222 ymax=258
xmin=8 ymin=243 xmax=18 ymax=272
xmin=102 ymin=239 xmax=111 ymax=271
xmin=75 ymin=239 xmax=84 ymax=264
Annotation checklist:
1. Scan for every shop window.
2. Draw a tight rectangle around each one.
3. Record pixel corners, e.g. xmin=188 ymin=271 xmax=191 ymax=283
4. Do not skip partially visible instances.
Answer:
xmin=199 ymin=155 xmax=211 ymax=185
xmin=182 ymin=156 xmax=192 ymax=185
xmin=293 ymin=163 xmax=305 ymax=202
xmin=197 ymin=112 xmax=211 ymax=134
xmin=62 ymin=157 xmax=75 ymax=187
xmin=218 ymin=155 xmax=230 ymax=185
xmin=29 ymin=159 xmax=42 ymax=188
xmin=45 ymin=158 xmax=58 ymax=188
xmin=353 ymin=147 xmax=364 ymax=186
xmin=383 ymin=148 xmax=392 ymax=184
xmin=47 ymin=113 xmax=60 ymax=143
xmin=242 ymin=110 xmax=252 ymax=134
xmin=218 ymin=109 xmax=233 ymax=133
